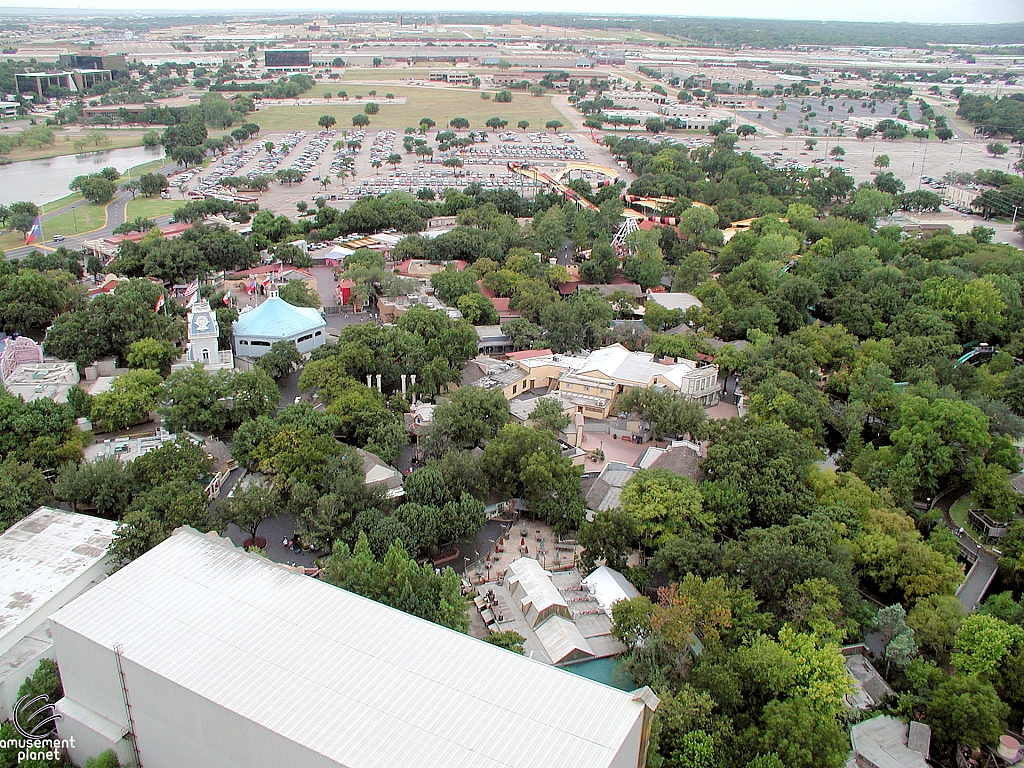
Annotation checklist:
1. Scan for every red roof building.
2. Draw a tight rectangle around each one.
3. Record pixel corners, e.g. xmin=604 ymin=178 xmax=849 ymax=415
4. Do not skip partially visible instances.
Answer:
xmin=506 ymin=348 xmax=553 ymax=361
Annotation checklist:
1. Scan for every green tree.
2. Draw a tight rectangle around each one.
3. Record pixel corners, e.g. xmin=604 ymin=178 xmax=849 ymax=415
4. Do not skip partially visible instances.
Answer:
xmin=254 ymin=340 xmax=302 ymax=380
xmin=127 ymin=337 xmax=179 ymax=376
xmin=529 ymin=397 xmax=571 ymax=433
xmin=278 ymin=280 xmax=320 ymax=308
xmin=89 ymin=368 xmax=163 ymax=432
xmin=159 ymin=365 xmax=229 ymax=433
xmin=137 ymin=172 xmax=169 ymax=197
xmin=617 ymin=387 xmax=706 ymax=440
xmin=431 ymin=387 xmax=509 ymax=449
xmin=619 ymin=469 xmax=711 ymax=546
xmin=927 ymin=674 xmax=1009 ymax=753
xmin=483 ymin=424 xmax=584 ymax=534
xmin=579 ymin=507 xmax=639 ymax=570
xmin=907 ymin=594 xmax=965 ymax=660
xmin=0 ymin=455 xmax=50 ymax=531
xmin=44 ymin=279 xmax=178 ymax=368
xmin=0 ymin=268 xmax=84 ymax=336
xmin=456 ymin=292 xmax=499 ymax=325
xmin=216 ymin=483 xmax=279 ymax=545
xmin=483 ymin=631 xmax=525 ymax=654
xmin=952 ymin=613 xmax=1024 ymax=677
xmin=84 ymin=751 xmax=120 ymax=768
xmin=70 ymin=173 xmax=117 ymax=203
xmin=318 ymin=114 xmax=337 ymax=129
xmin=322 ymin=534 xmax=468 ymax=631
xmin=701 ymin=417 xmax=818 ymax=531
xmin=758 ymin=696 xmax=848 ymax=768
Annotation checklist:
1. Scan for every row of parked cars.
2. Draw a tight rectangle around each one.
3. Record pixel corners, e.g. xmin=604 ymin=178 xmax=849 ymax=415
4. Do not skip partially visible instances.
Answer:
xmin=330 ymin=129 xmax=365 ymax=175
xmin=199 ymin=144 xmax=264 ymax=193
xmin=288 ymin=130 xmax=336 ymax=179
xmin=369 ymin=130 xmax=397 ymax=164
xmin=248 ymin=131 xmax=304 ymax=178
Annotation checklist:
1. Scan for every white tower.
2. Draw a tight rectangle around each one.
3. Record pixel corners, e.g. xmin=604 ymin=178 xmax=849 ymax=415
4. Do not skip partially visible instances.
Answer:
xmin=172 ymin=299 xmax=234 ymax=372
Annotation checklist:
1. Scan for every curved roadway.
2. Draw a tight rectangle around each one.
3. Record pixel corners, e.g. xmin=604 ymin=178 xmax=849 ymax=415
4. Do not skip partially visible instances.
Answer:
xmin=4 ymin=159 xmax=180 ymax=261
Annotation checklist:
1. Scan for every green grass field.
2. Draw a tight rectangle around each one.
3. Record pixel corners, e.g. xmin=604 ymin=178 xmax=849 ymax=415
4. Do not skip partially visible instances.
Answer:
xmin=4 ymin=130 xmax=146 ymax=163
xmin=126 ymin=196 xmax=180 ymax=220
xmin=254 ymin=85 xmax=565 ymax=133
xmin=950 ymin=495 xmax=980 ymax=542
xmin=43 ymin=192 xmax=85 ymax=212
xmin=125 ymin=158 xmax=169 ymax=177
xmin=44 ymin=202 xmax=107 ymax=238
xmin=0 ymin=230 xmax=28 ymax=252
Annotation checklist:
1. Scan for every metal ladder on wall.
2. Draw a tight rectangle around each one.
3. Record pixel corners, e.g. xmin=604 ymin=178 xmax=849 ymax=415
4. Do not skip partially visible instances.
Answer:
xmin=113 ymin=643 xmax=143 ymax=768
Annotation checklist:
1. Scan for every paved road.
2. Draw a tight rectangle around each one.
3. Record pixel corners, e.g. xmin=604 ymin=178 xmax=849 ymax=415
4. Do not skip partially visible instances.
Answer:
xmin=4 ymin=159 xmax=180 ymax=261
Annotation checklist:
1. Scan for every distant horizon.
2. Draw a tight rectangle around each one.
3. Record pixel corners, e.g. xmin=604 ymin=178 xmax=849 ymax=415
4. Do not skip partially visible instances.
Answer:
xmin=0 ymin=4 xmax=1022 ymax=25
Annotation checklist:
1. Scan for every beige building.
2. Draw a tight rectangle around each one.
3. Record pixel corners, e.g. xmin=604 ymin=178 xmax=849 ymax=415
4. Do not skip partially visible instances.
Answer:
xmin=472 ymin=343 xmax=719 ymax=420
xmin=943 ymin=184 xmax=981 ymax=210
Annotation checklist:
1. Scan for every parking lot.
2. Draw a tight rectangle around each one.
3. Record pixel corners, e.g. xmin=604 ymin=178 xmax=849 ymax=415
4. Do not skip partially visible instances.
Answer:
xmin=345 ymin=168 xmax=545 ymax=198
xmin=732 ymin=96 xmax=930 ymax=141
xmin=165 ymin=120 xmax=632 ymax=217
xmin=176 ymin=129 xmax=360 ymax=200
xmin=736 ymin=133 xmax=1021 ymax=189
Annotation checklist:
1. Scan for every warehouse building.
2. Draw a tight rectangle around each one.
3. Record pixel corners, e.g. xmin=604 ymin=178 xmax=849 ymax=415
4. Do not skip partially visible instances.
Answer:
xmin=51 ymin=528 xmax=659 ymax=768
xmin=0 ymin=507 xmax=116 ymax=719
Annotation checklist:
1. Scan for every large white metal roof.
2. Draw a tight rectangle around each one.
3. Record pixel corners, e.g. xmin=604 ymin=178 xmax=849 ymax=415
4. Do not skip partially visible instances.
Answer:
xmin=0 ymin=507 xmax=115 ymax=653
xmin=51 ymin=529 xmax=654 ymax=768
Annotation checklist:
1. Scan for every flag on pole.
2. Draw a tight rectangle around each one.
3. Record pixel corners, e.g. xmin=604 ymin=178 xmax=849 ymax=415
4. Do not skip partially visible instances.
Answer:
xmin=24 ymin=216 xmax=42 ymax=245
xmin=223 ymin=293 xmax=231 ymax=306
xmin=154 ymin=294 xmax=165 ymax=313
xmin=246 ymin=280 xmax=257 ymax=295
xmin=183 ymin=277 xmax=200 ymax=307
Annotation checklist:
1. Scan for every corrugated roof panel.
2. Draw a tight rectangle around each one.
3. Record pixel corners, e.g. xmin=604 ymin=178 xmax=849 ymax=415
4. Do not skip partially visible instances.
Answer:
xmin=52 ymin=530 xmax=650 ymax=768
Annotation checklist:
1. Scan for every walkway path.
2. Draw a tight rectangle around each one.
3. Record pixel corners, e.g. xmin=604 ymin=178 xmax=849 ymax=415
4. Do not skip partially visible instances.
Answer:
xmin=932 ymin=486 xmax=1000 ymax=611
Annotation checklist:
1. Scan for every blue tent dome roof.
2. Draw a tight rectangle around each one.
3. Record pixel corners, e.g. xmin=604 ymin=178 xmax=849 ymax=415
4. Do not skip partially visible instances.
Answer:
xmin=233 ymin=297 xmax=325 ymax=339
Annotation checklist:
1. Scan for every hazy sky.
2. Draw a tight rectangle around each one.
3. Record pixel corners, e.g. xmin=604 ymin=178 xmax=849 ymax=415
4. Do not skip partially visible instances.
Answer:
xmin=18 ymin=0 xmax=1024 ymax=24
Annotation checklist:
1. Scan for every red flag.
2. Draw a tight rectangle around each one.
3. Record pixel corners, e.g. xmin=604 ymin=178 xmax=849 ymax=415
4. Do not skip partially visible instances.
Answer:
xmin=223 ymin=293 xmax=231 ymax=306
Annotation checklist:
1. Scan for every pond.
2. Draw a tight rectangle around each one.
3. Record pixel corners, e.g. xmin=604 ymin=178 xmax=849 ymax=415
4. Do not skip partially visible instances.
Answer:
xmin=564 ymin=657 xmax=635 ymax=691
xmin=0 ymin=145 xmax=165 ymax=205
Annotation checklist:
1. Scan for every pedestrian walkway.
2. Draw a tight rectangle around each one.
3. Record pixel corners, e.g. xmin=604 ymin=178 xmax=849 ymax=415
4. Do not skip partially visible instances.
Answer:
xmin=933 ymin=486 xmax=1001 ymax=611
xmin=956 ymin=550 xmax=999 ymax=611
